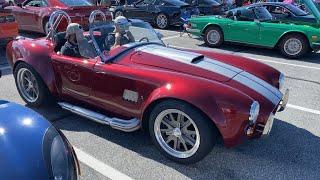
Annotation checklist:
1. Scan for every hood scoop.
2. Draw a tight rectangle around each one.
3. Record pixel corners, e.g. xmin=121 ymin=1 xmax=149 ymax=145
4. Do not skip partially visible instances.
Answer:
xmin=133 ymin=44 xmax=243 ymax=82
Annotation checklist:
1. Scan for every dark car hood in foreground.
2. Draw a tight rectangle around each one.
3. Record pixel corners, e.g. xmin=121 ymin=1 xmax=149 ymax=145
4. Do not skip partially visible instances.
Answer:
xmin=131 ymin=44 xmax=282 ymax=105
xmin=0 ymin=101 xmax=50 ymax=179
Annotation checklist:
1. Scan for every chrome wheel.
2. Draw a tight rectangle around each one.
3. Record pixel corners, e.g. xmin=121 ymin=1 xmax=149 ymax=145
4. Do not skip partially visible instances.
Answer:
xmin=283 ymin=38 xmax=302 ymax=56
xmin=17 ymin=68 xmax=39 ymax=103
xmin=207 ymin=29 xmax=220 ymax=45
xmin=156 ymin=14 xmax=168 ymax=29
xmin=115 ymin=11 xmax=123 ymax=18
xmin=154 ymin=109 xmax=200 ymax=159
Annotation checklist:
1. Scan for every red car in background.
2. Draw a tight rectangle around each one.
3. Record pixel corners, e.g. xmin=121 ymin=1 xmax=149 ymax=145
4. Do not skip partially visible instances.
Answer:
xmin=6 ymin=0 xmax=112 ymax=35
xmin=0 ymin=9 xmax=18 ymax=45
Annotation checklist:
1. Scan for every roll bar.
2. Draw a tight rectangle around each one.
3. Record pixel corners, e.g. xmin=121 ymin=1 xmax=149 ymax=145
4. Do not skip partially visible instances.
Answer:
xmin=46 ymin=10 xmax=72 ymax=39
xmin=89 ymin=10 xmax=107 ymax=24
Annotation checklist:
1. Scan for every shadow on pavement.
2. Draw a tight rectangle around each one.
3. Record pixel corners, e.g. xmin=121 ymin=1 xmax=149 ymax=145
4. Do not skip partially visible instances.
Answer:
xmin=29 ymin=105 xmax=320 ymax=179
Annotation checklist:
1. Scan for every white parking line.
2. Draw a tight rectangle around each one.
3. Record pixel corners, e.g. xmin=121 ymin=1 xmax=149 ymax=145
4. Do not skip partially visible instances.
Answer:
xmin=162 ymin=34 xmax=183 ymax=40
xmin=74 ymin=147 xmax=133 ymax=180
xmin=287 ymin=104 xmax=320 ymax=115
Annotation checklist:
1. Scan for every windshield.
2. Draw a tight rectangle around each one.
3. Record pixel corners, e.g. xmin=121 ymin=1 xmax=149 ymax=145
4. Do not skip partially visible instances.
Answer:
xmin=59 ymin=0 xmax=93 ymax=6
xmin=286 ymin=4 xmax=308 ymax=16
xmin=88 ymin=21 xmax=163 ymax=57
xmin=253 ymin=7 xmax=272 ymax=21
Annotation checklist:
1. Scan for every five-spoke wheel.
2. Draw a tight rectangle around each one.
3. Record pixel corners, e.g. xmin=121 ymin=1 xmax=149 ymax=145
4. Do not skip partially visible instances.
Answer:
xmin=149 ymin=100 xmax=218 ymax=164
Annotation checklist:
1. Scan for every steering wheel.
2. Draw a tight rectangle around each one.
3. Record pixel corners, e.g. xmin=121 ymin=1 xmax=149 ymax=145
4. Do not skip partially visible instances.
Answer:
xmin=139 ymin=37 xmax=149 ymax=42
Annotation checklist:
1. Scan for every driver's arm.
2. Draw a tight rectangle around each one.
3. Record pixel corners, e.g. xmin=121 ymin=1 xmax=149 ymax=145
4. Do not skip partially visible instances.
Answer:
xmin=126 ymin=31 xmax=135 ymax=42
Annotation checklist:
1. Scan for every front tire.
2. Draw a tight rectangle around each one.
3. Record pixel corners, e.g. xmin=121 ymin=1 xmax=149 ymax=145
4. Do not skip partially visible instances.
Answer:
xmin=279 ymin=34 xmax=308 ymax=58
xmin=155 ymin=13 xmax=169 ymax=29
xmin=14 ymin=63 xmax=53 ymax=107
xmin=149 ymin=100 xmax=218 ymax=164
xmin=43 ymin=20 xmax=50 ymax=35
xmin=204 ymin=26 xmax=224 ymax=47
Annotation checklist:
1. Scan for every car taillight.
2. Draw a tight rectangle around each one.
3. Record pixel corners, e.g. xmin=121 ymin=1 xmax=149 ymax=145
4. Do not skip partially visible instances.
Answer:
xmin=0 ymin=15 xmax=15 ymax=23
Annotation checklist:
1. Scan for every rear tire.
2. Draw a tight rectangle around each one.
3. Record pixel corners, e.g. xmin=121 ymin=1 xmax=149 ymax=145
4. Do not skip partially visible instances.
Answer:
xmin=14 ymin=63 xmax=54 ymax=107
xmin=204 ymin=26 xmax=224 ymax=47
xmin=148 ymin=100 xmax=218 ymax=164
xmin=43 ymin=20 xmax=50 ymax=35
xmin=279 ymin=34 xmax=308 ymax=59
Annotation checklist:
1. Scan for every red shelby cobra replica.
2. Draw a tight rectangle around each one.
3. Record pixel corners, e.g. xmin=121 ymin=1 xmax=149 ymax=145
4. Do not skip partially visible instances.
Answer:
xmin=6 ymin=0 xmax=112 ymax=35
xmin=6 ymin=10 xmax=289 ymax=164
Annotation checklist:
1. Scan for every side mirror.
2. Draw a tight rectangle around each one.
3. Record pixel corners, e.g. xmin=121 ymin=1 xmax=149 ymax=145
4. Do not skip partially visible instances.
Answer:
xmin=156 ymin=31 xmax=164 ymax=39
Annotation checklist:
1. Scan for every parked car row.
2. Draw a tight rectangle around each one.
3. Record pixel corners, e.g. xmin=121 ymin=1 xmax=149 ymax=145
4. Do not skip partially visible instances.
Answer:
xmin=187 ymin=0 xmax=320 ymax=58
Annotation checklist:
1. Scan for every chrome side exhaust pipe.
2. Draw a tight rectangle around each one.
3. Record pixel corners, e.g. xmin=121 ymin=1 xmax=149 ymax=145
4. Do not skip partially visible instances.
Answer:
xmin=58 ymin=102 xmax=140 ymax=132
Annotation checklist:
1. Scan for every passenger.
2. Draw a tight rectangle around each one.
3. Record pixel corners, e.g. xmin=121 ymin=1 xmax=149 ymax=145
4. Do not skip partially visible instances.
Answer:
xmin=61 ymin=23 xmax=83 ymax=58
xmin=106 ymin=16 xmax=135 ymax=49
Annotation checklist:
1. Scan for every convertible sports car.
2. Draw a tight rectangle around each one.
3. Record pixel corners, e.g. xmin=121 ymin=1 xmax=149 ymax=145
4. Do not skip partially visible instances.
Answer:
xmin=230 ymin=2 xmax=319 ymax=28
xmin=0 ymin=9 xmax=18 ymax=46
xmin=6 ymin=10 xmax=289 ymax=164
xmin=187 ymin=0 xmax=320 ymax=58
xmin=6 ymin=0 xmax=112 ymax=35
xmin=0 ymin=99 xmax=80 ymax=179
xmin=110 ymin=0 xmax=194 ymax=29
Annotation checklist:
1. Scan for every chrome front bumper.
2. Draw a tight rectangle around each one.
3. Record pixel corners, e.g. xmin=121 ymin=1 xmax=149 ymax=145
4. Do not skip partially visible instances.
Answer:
xmin=278 ymin=89 xmax=289 ymax=112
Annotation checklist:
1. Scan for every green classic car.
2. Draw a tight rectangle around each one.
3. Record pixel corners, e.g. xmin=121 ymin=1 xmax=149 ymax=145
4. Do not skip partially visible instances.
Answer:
xmin=187 ymin=0 xmax=320 ymax=58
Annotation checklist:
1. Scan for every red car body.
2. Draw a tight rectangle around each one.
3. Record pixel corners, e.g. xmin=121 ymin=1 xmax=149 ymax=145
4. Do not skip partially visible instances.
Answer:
xmin=6 ymin=0 xmax=111 ymax=34
xmin=0 ymin=9 xmax=18 ymax=45
xmin=6 ymin=37 xmax=286 ymax=147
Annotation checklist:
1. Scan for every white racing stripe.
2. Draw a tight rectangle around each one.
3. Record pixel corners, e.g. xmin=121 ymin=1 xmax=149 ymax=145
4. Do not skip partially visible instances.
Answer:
xmin=74 ymin=147 xmax=134 ymax=180
xmin=287 ymin=104 xmax=320 ymax=115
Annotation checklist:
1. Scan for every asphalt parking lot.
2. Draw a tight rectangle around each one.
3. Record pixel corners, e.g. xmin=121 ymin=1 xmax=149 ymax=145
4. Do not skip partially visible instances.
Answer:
xmin=1 ymin=29 xmax=320 ymax=180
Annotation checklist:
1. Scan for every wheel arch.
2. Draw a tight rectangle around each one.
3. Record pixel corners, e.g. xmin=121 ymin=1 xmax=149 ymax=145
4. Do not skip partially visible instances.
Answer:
xmin=13 ymin=60 xmax=58 ymax=97
xmin=276 ymin=31 xmax=311 ymax=49
xmin=141 ymin=97 xmax=222 ymax=140
xmin=201 ymin=23 xmax=224 ymax=36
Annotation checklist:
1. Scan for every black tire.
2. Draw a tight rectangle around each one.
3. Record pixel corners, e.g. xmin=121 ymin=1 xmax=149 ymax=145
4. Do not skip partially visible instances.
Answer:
xmin=278 ymin=33 xmax=309 ymax=59
xmin=155 ymin=13 xmax=169 ymax=29
xmin=148 ymin=100 xmax=219 ymax=164
xmin=14 ymin=63 xmax=54 ymax=107
xmin=43 ymin=19 xmax=50 ymax=35
xmin=114 ymin=10 xmax=124 ymax=18
xmin=204 ymin=26 xmax=224 ymax=47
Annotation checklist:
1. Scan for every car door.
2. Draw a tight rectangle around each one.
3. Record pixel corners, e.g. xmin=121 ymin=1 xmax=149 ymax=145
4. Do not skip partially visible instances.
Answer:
xmin=91 ymin=61 xmax=145 ymax=118
xmin=225 ymin=9 xmax=260 ymax=44
xmin=51 ymin=54 xmax=97 ymax=100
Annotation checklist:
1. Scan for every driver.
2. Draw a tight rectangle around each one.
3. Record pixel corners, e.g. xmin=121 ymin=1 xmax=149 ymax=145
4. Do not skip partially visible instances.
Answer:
xmin=106 ymin=16 xmax=135 ymax=49
xmin=61 ymin=23 xmax=83 ymax=58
